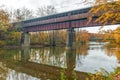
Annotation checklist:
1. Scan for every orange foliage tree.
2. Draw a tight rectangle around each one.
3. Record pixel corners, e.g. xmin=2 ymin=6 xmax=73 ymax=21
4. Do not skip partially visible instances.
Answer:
xmin=113 ymin=27 xmax=120 ymax=44
xmin=76 ymin=30 xmax=90 ymax=44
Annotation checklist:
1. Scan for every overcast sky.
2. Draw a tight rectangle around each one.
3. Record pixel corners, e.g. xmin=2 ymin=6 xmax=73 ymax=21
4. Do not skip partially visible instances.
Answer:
xmin=0 ymin=0 xmax=119 ymax=33
xmin=0 ymin=0 xmax=92 ymax=12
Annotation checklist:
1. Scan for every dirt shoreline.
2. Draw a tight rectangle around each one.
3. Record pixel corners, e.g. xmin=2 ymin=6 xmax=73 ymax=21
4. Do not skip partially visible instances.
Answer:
xmin=1 ymin=44 xmax=66 ymax=49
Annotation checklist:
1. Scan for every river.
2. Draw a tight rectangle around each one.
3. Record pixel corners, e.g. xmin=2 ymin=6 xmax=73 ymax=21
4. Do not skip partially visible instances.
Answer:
xmin=0 ymin=42 xmax=120 ymax=80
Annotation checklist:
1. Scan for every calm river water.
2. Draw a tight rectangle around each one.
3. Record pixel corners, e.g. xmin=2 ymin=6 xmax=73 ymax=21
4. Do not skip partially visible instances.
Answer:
xmin=0 ymin=42 xmax=120 ymax=80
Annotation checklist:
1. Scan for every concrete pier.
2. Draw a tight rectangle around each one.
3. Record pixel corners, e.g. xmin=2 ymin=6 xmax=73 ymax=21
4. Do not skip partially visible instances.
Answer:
xmin=21 ymin=32 xmax=30 ymax=47
xmin=66 ymin=28 xmax=76 ymax=49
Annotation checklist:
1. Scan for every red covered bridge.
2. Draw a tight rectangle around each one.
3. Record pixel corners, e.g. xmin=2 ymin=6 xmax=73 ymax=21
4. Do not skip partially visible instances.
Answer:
xmin=13 ymin=7 xmax=119 ymax=48
xmin=14 ymin=7 xmax=100 ymax=32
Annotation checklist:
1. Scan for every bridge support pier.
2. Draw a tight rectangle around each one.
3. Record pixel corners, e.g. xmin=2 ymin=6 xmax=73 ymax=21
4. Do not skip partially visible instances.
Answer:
xmin=66 ymin=28 xmax=76 ymax=49
xmin=21 ymin=32 xmax=30 ymax=47
xmin=52 ymin=36 xmax=56 ymax=46
xmin=50 ymin=31 xmax=56 ymax=46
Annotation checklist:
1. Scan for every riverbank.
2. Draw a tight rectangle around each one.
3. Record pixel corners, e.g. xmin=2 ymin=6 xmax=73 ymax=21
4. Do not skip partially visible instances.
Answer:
xmin=1 ymin=44 xmax=66 ymax=49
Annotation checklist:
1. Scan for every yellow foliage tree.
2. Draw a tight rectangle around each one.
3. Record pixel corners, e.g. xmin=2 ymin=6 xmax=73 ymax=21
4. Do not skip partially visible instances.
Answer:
xmin=76 ymin=30 xmax=89 ymax=44
xmin=0 ymin=8 xmax=11 ymax=31
xmin=113 ymin=27 xmax=120 ymax=44
xmin=0 ymin=8 xmax=11 ymax=46
xmin=89 ymin=0 xmax=120 ymax=25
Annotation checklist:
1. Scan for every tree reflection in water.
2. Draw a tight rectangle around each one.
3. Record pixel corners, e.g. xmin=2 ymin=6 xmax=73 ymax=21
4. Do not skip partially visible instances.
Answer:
xmin=0 ymin=42 xmax=120 ymax=80
xmin=0 ymin=46 xmax=90 ymax=80
xmin=0 ymin=62 xmax=8 ymax=80
xmin=104 ymin=44 xmax=120 ymax=64
xmin=29 ymin=47 xmax=67 ymax=68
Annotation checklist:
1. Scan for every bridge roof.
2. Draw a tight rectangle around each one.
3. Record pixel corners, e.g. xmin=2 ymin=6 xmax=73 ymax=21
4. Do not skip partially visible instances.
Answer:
xmin=22 ymin=7 xmax=91 ymax=24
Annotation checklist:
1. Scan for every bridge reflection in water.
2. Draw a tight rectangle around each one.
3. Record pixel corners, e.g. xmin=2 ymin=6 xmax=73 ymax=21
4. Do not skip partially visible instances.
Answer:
xmin=1 ymin=43 xmax=120 ymax=80
xmin=0 ymin=47 xmax=89 ymax=80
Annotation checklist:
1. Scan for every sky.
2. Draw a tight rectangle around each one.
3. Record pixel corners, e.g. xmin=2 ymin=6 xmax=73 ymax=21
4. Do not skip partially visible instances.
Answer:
xmin=0 ymin=0 xmax=119 ymax=33
xmin=0 ymin=0 xmax=92 ymax=11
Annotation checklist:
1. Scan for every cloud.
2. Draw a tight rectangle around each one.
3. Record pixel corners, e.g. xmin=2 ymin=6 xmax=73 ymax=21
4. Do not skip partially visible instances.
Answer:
xmin=29 ymin=0 xmax=52 ymax=8
xmin=0 ymin=0 xmax=89 ymax=12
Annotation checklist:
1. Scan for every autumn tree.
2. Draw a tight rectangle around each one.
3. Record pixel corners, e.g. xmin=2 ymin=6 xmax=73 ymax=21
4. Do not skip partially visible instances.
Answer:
xmin=58 ymin=30 xmax=67 ymax=44
xmin=0 ymin=7 xmax=15 ymax=46
xmin=0 ymin=8 xmax=10 ymax=31
xmin=89 ymin=0 xmax=120 ymax=25
xmin=0 ymin=8 xmax=9 ymax=37
xmin=84 ymin=0 xmax=120 ymax=46
xmin=49 ymin=30 xmax=67 ymax=45
xmin=76 ymin=30 xmax=90 ymax=44
xmin=30 ymin=32 xmax=48 ymax=45
xmin=112 ymin=27 xmax=120 ymax=44
xmin=99 ymin=30 xmax=115 ymax=43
